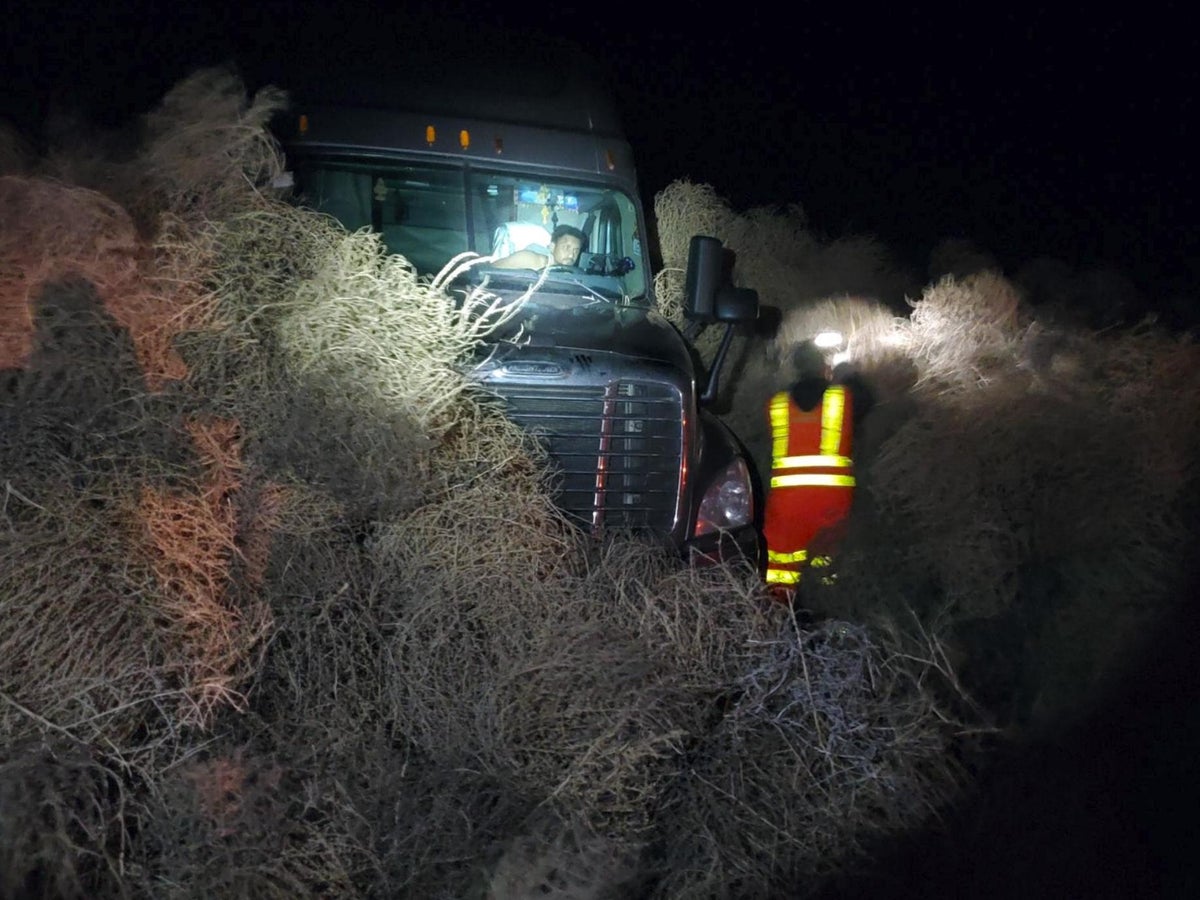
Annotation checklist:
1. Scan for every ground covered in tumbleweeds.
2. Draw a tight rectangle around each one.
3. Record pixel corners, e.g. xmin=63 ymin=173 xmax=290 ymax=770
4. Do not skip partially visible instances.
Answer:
xmin=2 ymin=67 xmax=1197 ymax=899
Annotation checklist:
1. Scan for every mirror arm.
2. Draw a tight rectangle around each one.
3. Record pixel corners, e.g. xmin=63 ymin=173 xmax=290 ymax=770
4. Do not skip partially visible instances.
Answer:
xmin=700 ymin=323 xmax=736 ymax=405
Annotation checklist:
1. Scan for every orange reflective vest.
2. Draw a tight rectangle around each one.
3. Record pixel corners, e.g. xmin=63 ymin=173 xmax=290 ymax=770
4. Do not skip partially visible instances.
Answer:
xmin=763 ymin=386 xmax=856 ymax=588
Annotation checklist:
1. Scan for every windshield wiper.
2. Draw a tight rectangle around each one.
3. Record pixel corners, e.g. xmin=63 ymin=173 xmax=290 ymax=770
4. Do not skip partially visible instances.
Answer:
xmin=539 ymin=273 xmax=620 ymax=304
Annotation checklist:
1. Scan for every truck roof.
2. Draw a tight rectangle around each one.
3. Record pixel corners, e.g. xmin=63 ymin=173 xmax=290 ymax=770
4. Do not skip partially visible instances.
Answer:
xmin=278 ymin=37 xmax=624 ymax=138
xmin=278 ymin=38 xmax=638 ymax=186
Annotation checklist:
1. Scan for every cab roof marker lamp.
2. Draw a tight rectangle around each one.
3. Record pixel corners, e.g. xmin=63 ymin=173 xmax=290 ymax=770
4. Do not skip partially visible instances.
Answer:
xmin=494 ymin=136 xmax=504 ymax=154
xmin=425 ymin=125 xmax=436 ymax=146
xmin=605 ymin=148 xmax=616 ymax=171
xmin=298 ymin=114 xmax=308 ymax=135
xmin=459 ymin=129 xmax=470 ymax=150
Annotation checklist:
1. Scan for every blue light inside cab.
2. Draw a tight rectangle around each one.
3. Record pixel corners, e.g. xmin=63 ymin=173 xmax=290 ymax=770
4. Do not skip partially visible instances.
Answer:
xmin=516 ymin=189 xmax=579 ymax=210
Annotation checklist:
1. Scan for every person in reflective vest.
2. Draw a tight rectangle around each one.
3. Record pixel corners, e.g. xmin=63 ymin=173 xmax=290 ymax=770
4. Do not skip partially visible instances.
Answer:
xmin=763 ymin=369 xmax=856 ymax=595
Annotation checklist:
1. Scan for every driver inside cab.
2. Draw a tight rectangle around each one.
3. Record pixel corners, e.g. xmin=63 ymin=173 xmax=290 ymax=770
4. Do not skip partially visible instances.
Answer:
xmin=493 ymin=224 xmax=586 ymax=270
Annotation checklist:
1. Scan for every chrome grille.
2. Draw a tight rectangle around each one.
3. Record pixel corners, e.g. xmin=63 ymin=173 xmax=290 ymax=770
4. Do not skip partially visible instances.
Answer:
xmin=487 ymin=380 xmax=683 ymax=532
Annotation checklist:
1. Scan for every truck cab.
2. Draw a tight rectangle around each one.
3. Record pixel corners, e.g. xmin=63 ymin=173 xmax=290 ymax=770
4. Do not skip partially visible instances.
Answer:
xmin=278 ymin=61 xmax=761 ymax=564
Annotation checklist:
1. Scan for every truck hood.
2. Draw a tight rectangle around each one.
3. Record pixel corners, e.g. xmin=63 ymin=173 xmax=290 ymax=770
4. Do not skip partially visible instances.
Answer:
xmin=476 ymin=299 xmax=698 ymax=380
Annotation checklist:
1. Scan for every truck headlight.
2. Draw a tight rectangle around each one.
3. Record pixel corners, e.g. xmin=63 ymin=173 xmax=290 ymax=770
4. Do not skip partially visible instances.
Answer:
xmin=693 ymin=457 xmax=754 ymax=536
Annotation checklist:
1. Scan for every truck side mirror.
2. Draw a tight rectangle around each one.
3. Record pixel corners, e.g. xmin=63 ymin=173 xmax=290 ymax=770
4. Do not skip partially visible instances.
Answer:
xmin=683 ymin=235 xmax=724 ymax=322
xmin=714 ymin=285 xmax=759 ymax=324
xmin=683 ymin=236 xmax=761 ymax=405
xmin=684 ymin=235 xmax=759 ymax=325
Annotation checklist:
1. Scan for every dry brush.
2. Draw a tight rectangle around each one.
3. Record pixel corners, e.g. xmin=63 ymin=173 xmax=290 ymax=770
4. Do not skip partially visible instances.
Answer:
xmin=1 ymin=69 xmax=982 ymax=900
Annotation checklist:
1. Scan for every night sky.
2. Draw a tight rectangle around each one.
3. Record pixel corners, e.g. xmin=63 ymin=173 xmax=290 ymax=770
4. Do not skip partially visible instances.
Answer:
xmin=4 ymin=1 xmax=1197 ymax=303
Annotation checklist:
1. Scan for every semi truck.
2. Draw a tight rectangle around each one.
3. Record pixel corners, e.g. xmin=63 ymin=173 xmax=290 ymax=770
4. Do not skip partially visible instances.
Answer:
xmin=277 ymin=56 xmax=762 ymax=564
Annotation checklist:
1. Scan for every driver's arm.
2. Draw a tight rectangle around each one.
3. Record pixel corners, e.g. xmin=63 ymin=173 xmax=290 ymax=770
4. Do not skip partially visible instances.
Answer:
xmin=492 ymin=248 xmax=549 ymax=269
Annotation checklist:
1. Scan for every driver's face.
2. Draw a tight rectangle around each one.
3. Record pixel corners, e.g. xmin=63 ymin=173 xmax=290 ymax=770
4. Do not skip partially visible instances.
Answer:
xmin=550 ymin=235 xmax=583 ymax=266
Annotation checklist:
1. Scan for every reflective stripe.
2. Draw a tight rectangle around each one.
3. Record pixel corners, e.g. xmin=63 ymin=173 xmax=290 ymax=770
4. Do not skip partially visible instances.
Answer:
xmin=770 ymin=393 xmax=791 ymax=461
xmin=820 ymin=386 xmax=846 ymax=456
xmin=767 ymin=548 xmax=808 ymax=564
xmin=774 ymin=453 xmax=853 ymax=469
xmin=808 ymin=555 xmax=833 ymax=569
xmin=771 ymin=473 xmax=856 ymax=488
xmin=766 ymin=568 xmax=801 ymax=585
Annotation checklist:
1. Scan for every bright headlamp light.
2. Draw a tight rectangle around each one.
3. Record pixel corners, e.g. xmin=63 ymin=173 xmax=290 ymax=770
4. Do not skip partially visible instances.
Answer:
xmin=814 ymin=330 xmax=844 ymax=349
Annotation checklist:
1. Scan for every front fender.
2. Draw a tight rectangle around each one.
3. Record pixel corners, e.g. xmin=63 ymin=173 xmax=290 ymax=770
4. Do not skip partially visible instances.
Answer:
xmin=683 ymin=410 xmax=764 ymax=569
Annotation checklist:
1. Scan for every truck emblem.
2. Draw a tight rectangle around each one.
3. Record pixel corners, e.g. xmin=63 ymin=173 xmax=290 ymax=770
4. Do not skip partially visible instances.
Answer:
xmin=503 ymin=361 xmax=564 ymax=377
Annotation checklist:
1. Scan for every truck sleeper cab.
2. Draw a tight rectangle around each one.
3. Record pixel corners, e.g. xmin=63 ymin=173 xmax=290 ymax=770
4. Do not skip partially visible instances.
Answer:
xmin=280 ymin=73 xmax=760 ymax=563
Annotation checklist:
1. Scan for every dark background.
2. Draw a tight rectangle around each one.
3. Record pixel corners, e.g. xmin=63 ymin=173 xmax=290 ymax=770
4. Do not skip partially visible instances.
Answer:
xmin=4 ymin=1 xmax=1198 ymax=307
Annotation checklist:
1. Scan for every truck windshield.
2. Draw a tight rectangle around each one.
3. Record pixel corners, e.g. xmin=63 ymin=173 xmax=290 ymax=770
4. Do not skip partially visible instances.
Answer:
xmin=295 ymin=159 xmax=649 ymax=305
